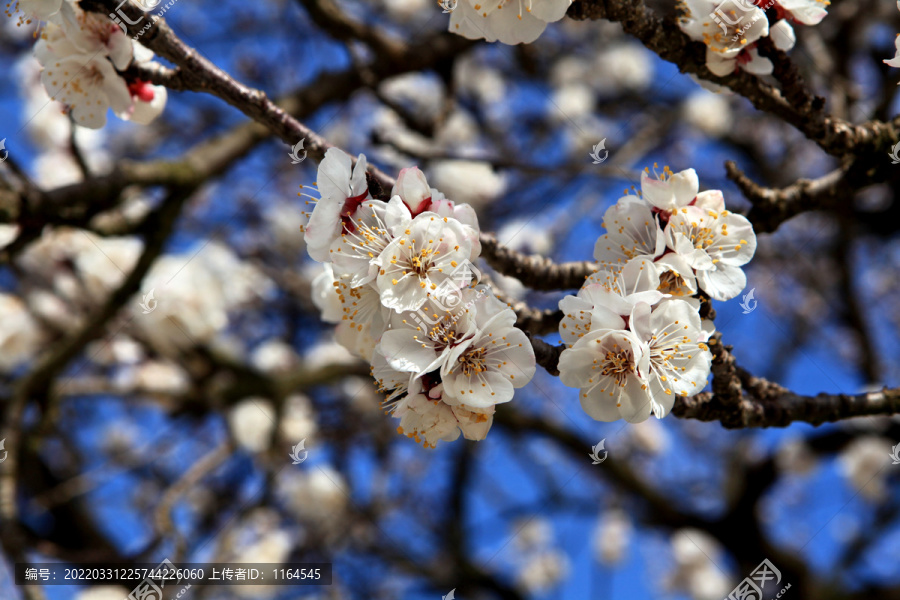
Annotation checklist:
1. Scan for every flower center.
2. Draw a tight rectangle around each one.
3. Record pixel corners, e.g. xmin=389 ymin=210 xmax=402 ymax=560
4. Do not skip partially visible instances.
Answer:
xmin=600 ymin=346 xmax=637 ymax=387
xmin=459 ymin=346 xmax=487 ymax=376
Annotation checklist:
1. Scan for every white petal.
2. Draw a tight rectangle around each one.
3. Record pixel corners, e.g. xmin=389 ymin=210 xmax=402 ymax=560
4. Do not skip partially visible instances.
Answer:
xmin=696 ymin=264 xmax=747 ymax=301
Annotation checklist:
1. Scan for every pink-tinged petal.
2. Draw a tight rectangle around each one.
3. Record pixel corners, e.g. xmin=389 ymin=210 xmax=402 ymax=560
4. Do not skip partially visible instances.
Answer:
xmin=640 ymin=168 xmax=699 ymax=211
xmin=779 ymin=0 xmax=828 ymax=25
xmin=392 ymin=167 xmax=431 ymax=213
xmin=692 ymin=190 xmax=725 ymax=212
xmin=127 ymin=84 xmax=167 ymax=124
xmin=740 ymin=48 xmax=773 ymax=76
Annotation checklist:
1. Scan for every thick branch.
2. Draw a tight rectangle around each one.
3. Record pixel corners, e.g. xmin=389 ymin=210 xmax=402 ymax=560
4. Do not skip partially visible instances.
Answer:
xmin=480 ymin=234 xmax=594 ymax=291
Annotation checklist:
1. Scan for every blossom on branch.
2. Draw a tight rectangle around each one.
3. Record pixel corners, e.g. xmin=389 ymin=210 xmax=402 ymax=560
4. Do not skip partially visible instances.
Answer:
xmin=305 ymin=152 xmax=534 ymax=447
xmin=448 ymin=0 xmax=572 ymax=45
xmin=26 ymin=0 xmax=167 ymax=128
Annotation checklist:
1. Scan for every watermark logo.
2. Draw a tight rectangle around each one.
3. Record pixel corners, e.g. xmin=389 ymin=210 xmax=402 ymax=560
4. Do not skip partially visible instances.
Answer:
xmin=439 ymin=0 xmax=458 ymax=13
xmin=128 ymin=558 xmax=191 ymax=600
xmin=889 ymin=141 xmax=900 ymax=164
xmin=442 ymin=589 xmax=456 ymax=600
xmin=739 ymin=287 xmax=757 ymax=314
xmin=139 ymin=289 xmax=158 ymax=314
xmin=0 ymin=439 xmax=7 ymax=464
xmin=589 ymin=439 xmax=607 ymax=464
xmin=109 ymin=0 xmax=176 ymax=41
xmin=890 ymin=444 xmax=900 ymax=465
xmin=109 ymin=0 xmax=144 ymax=35
xmin=709 ymin=0 xmax=757 ymax=35
xmin=409 ymin=259 xmax=483 ymax=332
xmin=708 ymin=0 xmax=772 ymax=46
xmin=589 ymin=139 xmax=608 ymax=164
xmin=726 ymin=558 xmax=790 ymax=600
xmin=289 ymin=439 xmax=308 ymax=464
xmin=289 ymin=138 xmax=307 ymax=164
xmin=0 ymin=138 xmax=8 ymax=164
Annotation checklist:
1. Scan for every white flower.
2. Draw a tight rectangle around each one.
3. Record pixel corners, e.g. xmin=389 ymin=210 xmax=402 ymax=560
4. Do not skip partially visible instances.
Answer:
xmin=630 ymin=299 xmax=712 ymax=418
xmin=375 ymin=211 xmax=474 ymax=313
xmin=251 ymin=340 xmax=298 ymax=374
xmin=666 ymin=529 xmax=732 ymax=600
xmin=449 ymin=0 xmax=572 ymax=45
xmin=515 ymin=550 xmax=570 ymax=593
xmin=513 ymin=518 xmax=553 ymax=551
xmin=329 ymin=197 xmax=410 ymax=287
xmin=0 ymin=293 xmax=43 ymax=372
xmin=377 ymin=291 xmax=479 ymax=375
xmin=593 ymin=509 xmax=631 ymax=565
xmin=559 ymin=257 xmax=666 ymax=346
xmin=679 ymin=0 xmax=772 ymax=76
xmin=280 ymin=394 xmax=318 ymax=443
xmin=497 ymin=218 xmax=553 ymax=256
xmin=391 ymin=166 xmax=482 ymax=258
xmin=439 ymin=290 xmax=535 ymax=406
xmin=682 ymin=91 xmax=732 ymax=137
xmin=312 ymin=264 xmax=385 ymax=360
xmin=390 ymin=378 xmax=495 ymax=447
xmin=34 ymin=23 xmax=132 ymax=129
xmin=56 ymin=2 xmax=134 ymax=69
xmin=560 ymin=328 xmax=652 ymax=423
xmin=839 ymin=436 xmax=891 ymax=501
xmin=560 ymin=299 xmax=711 ymax=422
xmin=32 ymin=5 xmax=167 ymax=128
xmin=228 ymin=398 xmax=275 ymax=453
xmin=133 ymin=242 xmax=272 ymax=354
xmin=276 ymin=467 xmax=348 ymax=532
xmin=640 ymin=166 xmax=700 ymax=213
xmin=593 ymin=195 xmax=665 ymax=269
xmin=776 ymin=0 xmax=829 ymax=25
xmin=664 ymin=204 xmax=757 ymax=301
xmin=303 ymin=148 xmax=371 ymax=262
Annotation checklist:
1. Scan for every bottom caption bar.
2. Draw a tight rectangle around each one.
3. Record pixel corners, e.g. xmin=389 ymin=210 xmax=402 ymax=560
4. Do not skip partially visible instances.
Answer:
xmin=16 ymin=561 xmax=332 ymax=586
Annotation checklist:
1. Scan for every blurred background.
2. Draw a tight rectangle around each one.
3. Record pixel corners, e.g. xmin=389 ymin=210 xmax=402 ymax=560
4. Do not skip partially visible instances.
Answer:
xmin=1 ymin=0 xmax=900 ymax=598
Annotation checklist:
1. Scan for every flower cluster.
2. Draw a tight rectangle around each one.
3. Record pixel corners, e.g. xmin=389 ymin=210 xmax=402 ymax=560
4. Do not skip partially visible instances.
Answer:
xmin=8 ymin=0 xmax=166 ymax=128
xmin=448 ymin=0 xmax=572 ymax=45
xmin=558 ymin=166 xmax=757 ymax=423
xmin=679 ymin=0 xmax=829 ymax=77
xmin=306 ymin=149 xmax=536 ymax=447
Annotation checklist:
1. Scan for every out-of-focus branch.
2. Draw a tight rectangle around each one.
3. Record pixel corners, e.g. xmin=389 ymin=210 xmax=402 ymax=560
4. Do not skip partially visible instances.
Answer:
xmin=725 ymin=161 xmax=850 ymax=233
xmin=155 ymin=439 xmax=233 ymax=560
xmin=0 ymin=185 xmax=191 ymax=547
